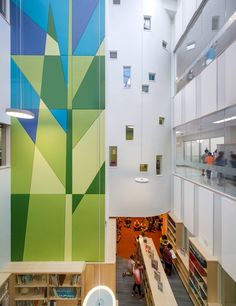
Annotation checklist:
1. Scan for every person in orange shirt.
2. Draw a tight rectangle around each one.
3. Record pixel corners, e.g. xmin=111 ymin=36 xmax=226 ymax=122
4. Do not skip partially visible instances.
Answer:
xmin=205 ymin=152 xmax=214 ymax=179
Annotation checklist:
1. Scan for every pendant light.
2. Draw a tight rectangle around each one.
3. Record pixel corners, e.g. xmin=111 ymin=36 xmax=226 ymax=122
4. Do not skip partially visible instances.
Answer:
xmin=6 ymin=0 xmax=34 ymax=120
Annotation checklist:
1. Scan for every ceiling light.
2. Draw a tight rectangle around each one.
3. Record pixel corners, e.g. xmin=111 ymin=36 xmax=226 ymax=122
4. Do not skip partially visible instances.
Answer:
xmin=186 ymin=42 xmax=196 ymax=51
xmin=6 ymin=108 xmax=35 ymax=119
xmin=83 ymin=285 xmax=116 ymax=306
xmin=135 ymin=177 xmax=149 ymax=183
xmin=213 ymin=116 xmax=236 ymax=124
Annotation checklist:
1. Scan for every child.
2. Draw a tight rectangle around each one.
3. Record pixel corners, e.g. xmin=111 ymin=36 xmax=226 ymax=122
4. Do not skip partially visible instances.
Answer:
xmin=132 ymin=261 xmax=143 ymax=299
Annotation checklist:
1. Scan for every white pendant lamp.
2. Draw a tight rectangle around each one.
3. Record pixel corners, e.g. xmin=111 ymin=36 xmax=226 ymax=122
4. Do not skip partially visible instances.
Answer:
xmin=6 ymin=0 xmax=34 ymax=120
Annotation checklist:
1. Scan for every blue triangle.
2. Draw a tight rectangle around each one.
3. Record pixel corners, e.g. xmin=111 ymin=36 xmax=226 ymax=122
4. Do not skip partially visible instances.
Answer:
xmin=50 ymin=109 xmax=67 ymax=132
xmin=18 ymin=109 xmax=39 ymax=143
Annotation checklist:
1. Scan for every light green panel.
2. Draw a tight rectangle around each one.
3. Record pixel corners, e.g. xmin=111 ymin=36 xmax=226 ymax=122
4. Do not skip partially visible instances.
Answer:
xmin=72 ymin=111 xmax=105 ymax=194
xmin=11 ymin=119 xmax=35 ymax=194
xmin=36 ymin=106 xmax=66 ymax=188
xmin=23 ymin=194 xmax=65 ymax=261
xmin=72 ymin=109 xmax=102 ymax=148
xmin=72 ymin=194 xmax=105 ymax=261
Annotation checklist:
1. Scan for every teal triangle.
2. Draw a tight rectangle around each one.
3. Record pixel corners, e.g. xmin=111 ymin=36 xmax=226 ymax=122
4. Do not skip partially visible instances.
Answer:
xmin=50 ymin=109 xmax=67 ymax=132
xmin=86 ymin=163 xmax=105 ymax=194
xmin=61 ymin=56 xmax=68 ymax=85
xmin=72 ymin=194 xmax=84 ymax=214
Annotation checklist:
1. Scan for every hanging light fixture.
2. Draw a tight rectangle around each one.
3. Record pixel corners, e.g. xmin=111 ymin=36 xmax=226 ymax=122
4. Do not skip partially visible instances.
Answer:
xmin=6 ymin=0 xmax=34 ymax=120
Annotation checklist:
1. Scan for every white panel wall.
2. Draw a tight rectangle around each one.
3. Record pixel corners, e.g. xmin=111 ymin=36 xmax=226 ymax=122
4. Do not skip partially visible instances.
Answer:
xmin=182 ymin=0 xmax=197 ymax=29
xmin=0 ymin=16 xmax=10 ymax=124
xmin=221 ymin=197 xmax=236 ymax=281
xmin=200 ymin=61 xmax=217 ymax=117
xmin=183 ymin=180 xmax=194 ymax=234
xmin=107 ymin=0 xmax=172 ymax=216
xmin=225 ymin=41 xmax=236 ymax=107
xmin=174 ymin=0 xmax=183 ymax=46
xmin=217 ymin=52 xmax=226 ymax=111
xmin=173 ymin=176 xmax=182 ymax=219
xmin=198 ymin=187 xmax=214 ymax=255
xmin=184 ymin=78 xmax=196 ymax=123
xmin=0 ymin=13 xmax=11 ymax=268
xmin=173 ymin=90 xmax=182 ymax=127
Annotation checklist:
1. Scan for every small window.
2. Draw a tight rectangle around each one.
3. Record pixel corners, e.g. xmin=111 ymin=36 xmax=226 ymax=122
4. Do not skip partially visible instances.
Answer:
xmin=140 ymin=164 xmax=148 ymax=172
xmin=0 ymin=0 xmax=6 ymax=17
xmin=144 ymin=16 xmax=151 ymax=30
xmin=0 ymin=124 xmax=7 ymax=166
xmin=109 ymin=146 xmax=117 ymax=167
xmin=126 ymin=125 xmax=134 ymax=140
xmin=142 ymin=85 xmax=149 ymax=93
xmin=113 ymin=0 xmax=120 ymax=4
xmin=149 ymin=73 xmax=156 ymax=81
xmin=123 ymin=66 xmax=131 ymax=88
xmin=156 ymin=155 xmax=162 ymax=175
xmin=212 ymin=16 xmax=220 ymax=31
xmin=162 ymin=40 xmax=168 ymax=50
xmin=110 ymin=51 xmax=117 ymax=59
xmin=159 ymin=117 xmax=165 ymax=125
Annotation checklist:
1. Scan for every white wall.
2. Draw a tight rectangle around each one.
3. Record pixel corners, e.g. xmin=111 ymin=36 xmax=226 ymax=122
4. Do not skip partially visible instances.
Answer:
xmin=184 ymin=78 xmax=196 ymax=123
xmin=183 ymin=180 xmax=194 ymax=234
xmin=173 ymin=176 xmax=182 ymax=219
xmin=0 ymin=12 xmax=11 ymax=268
xmin=106 ymin=0 xmax=172 ymax=216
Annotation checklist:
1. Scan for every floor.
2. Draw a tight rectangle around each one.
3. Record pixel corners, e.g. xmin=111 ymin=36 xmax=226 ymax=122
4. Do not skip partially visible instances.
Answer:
xmin=116 ymin=256 xmax=193 ymax=306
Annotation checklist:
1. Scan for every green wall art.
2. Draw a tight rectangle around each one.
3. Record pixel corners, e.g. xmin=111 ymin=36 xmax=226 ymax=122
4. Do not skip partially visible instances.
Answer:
xmin=10 ymin=0 xmax=105 ymax=261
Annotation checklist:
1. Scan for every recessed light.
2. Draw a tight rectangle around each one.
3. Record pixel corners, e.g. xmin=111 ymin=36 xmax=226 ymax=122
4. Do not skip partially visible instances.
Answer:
xmin=186 ymin=42 xmax=196 ymax=51
xmin=213 ymin=116 xmax=236 ymax=124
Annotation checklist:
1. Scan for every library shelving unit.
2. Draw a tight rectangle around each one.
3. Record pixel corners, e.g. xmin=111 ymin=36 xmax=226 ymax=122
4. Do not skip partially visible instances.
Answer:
xmin=0 ymin=273 xmax=10 ymax=306
xmin=167 ymin=212 xmax=189 ymax=290
xmin=3 ymin=262 xmax=85 ymax=306
xmin=138 ymin=237 xmax=177 ymax=306
xmin=189 ymin=237 xmax=218 ymax=306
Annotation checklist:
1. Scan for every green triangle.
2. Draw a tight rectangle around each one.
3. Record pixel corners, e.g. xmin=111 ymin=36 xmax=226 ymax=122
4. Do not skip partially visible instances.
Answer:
xmin=12 ymin=56 xmax=44 ymax=96
xmin=72 ymin=56 xmax=105 ymax=110
xmin=72 ymin=194 xmax=84 ymax=214
xmin=41 ymin=56 xmax=67 ymax=109
xmin=86 ymin=163 xmax=105 ymax=194
xmin=71 ymin=57 xmax=94 ymax=102
xmin=72 ymin=110 xmax=102 ymax=148
xmin=48 ymin=6 xmax=57 ymax=41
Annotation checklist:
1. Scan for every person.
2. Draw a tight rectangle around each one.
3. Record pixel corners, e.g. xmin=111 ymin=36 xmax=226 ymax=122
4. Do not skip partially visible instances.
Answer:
xmin=215 ymin=151 xmax=227 ymax=186
xmin=201 ymin=149 xmax=209 ymax=176
xmin=230 ymin=152 xmax=236 ymax=186
xmin=163 ymin=243 xmax=174 ymax=276
xmin=132 ymin=261 xmax=143 ymax=299
xmin=205 ymin=152 xmax=214 ymax=179
xmin=123 ymin=254 xmax=135 ymax=277
xmin=124 ymin=217 xmax=131 ymax=228
xmin=133 ymin=219 xmax=141 ymax=231
xmin=159 ymin=234 xmax=168 ymax=256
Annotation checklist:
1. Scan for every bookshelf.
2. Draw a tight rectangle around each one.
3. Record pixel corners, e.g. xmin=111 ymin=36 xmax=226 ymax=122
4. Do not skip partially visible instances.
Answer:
xmin=167 ymin=212 xmax=190 ymax=290
xmin=0 ymin=273 xmax=10 ymax=306
xmin=3 ymin=262 xmax=85 ymax=306
xmin=189 ymin=237 xmax=218 ymax=306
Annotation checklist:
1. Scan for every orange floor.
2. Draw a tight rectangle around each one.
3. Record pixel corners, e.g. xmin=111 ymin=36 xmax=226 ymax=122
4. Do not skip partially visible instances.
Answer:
xmin=116 ymin=217 xmax=163 ymax=259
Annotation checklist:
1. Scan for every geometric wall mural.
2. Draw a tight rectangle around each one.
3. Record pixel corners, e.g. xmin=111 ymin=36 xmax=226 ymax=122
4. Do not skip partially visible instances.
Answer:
xmin=10 ymin=0 xmax=105 ymax=261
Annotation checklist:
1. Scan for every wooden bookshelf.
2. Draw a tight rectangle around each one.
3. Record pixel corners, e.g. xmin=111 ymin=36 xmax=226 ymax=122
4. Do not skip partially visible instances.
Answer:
xmin=167 ymin=212 xmax=183 ymax=251
xmin=0 ymin=273 xmax=10 ymax=306
xmin=3 ymin=262 xmax=85 ymax=306
xmin=138 ymin=237 xmax=177 ymax=306
xmin=189 ymin=237 xmax=218 ymax=306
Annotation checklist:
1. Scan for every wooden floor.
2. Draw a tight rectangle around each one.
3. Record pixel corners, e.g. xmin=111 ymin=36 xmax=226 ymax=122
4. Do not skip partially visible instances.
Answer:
xmin=116 ymin=256 xmax=193 ymax=306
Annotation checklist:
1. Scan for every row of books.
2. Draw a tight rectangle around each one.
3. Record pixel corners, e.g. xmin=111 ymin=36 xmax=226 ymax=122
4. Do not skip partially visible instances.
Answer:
xmin=49 ymin=274 xmax=81 ymax=286
xmin=0 ymin=281 xmax=8 ymax=300
xmin=50 ymin=287 xmax=77 ymax=299
xmin=16 ymin=275 xmax=47 ymax=285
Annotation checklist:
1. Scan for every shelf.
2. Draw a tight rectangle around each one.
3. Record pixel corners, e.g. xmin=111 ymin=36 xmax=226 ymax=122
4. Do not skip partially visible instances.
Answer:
xmin=15 ymin=293 xmax=46 ymax=301
xmin=15 ymin=283 xmax=47 ymax=288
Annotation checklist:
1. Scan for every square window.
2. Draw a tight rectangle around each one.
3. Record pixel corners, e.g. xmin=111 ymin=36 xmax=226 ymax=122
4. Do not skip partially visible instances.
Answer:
xmin=123 ymin=66 xmax=131 ymax=88
xmin=149 ymin=73 xmax=156 ymax=81
xmin=144 ymin=16 xmax=151 ymax=30
xmin=162 ymin=40 xmax=168 ymax=49
xmin=109 ymin=146 xmax=117 ymax=167
xmin=126 ymin=125 xmax=134 ymax=140
xmin=110 ymin=51 xmax=117 ymax=59
xmin=159 ymin=117 xmax=165 ymax=125
xmin=113 ymin=0 xmax=120 ymax=4
xmin=140 ymin=164 xmax=148 ymax=172
xmin=212 ymin=16 xmax=220 ymax=31
xmin=142 ymin=85 xmax=149 ymax=93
